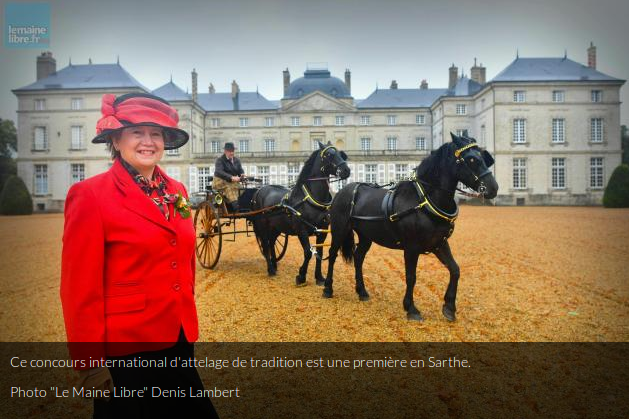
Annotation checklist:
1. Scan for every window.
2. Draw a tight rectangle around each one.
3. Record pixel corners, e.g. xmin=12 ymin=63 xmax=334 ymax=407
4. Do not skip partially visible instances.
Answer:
xmin=34 ymin=126 xmax=48 ymax=150
xmin=34 ymin=164 xmax=48 ymax=195
xmin=395 ymin=164 xmax=408 ymax=181
xmin=239 ymin=139 xmax=249 ymax=152
xmin=360 ymin=115 xmax=371 ymax=126
xmin=70 ymin=126 xmax=83 ymax=150
xmin=456 ymin=129 xmax=469 ymax=138
xmin=291 ymin=116 xmax=300 ymax=127
xmin=311 ymin=140 xmax=321 ymax=151
xmin=288 ymin=163 xmax=300 ymax=185
xmin=513 ymin=119 xmax=526 ymax=143
xmin=335 ymin=116 xmax=345 ymax=126
xmin=552 ymin=118 xmax=565 ymax=143
xmin=552 ymin=90 xmax=564 ymax=103
xmin=313 ymin=116 xmax=322 ymax=126
xmin=365 ymin=164 xmax=377 ymax=183
xmin=512 ymin=158 xmax=527 ymax=189
xmin=71 ymin=98 xmax=83 ymax=110
xmin=591 ymin=90 xmax=602 ymax=103
xmin=387 ymin=137 xmax=397 ymax=151
xmin=590 ymin=118 xmax=603 ymax=142
xmin=387 ymin=115 xmax=397 ymax=126
xmin=265 ymin=117 xmax=274 ymax=127
xmin=239 ymin=117 xmax=249 ymax=128
xmin=416 ymin=114 xmax=425 ymax=125
xmin=211 ymin=141 xmax=221 ymax=153
xmin=34 ymin=99 xmax=45 ymax=110
xmin=258 ymin=166 xmax=270 ymax=185
xmin=590 ymin=157 xmax=604 ymax=188
xmin=360 ymin=137 xmax=371 ymax=151
xmin=456 ymin=104 xmax=467 ymax=115
xmin=211 ymin=118 xmax=220 ymax=128
xmin=264 ymin=139 xmax=275 ymax=152
xmin=513 ymin=91 xmax=526 ymax=103
xmin=551 ymin=158 xmax=566 ymax=189
xmin=198 ymin=167 xmax=212 ymax=192
xmin=71 ymin=164 xmax=85 ymax=184
xmin=415 ymin=137 xmax=426 ymax=150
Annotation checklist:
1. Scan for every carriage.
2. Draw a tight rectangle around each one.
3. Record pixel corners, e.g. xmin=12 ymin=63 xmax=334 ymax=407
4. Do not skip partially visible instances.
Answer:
xmin=193 ymin=176 xmax=289 ymax=269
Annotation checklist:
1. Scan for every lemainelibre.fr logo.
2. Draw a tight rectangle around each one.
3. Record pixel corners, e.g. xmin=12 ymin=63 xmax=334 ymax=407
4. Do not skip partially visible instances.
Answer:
xmin=4 ymin=2 xmax=50 ymax=49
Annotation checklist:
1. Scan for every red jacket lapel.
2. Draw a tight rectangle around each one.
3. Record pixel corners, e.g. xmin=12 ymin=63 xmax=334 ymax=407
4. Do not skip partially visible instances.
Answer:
xmin=111 ymin=159 xmax=176 ymax=234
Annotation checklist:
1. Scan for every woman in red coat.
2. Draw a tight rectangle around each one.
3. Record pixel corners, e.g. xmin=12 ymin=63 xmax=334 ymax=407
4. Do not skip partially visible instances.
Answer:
xmin=60 ymin=93 xmax=218 ymax=417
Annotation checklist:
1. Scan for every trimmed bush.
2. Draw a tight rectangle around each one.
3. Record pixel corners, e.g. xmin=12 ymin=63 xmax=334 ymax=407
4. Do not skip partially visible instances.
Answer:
xmin=603 ymin=164 xmax=629 ymax=208
xmin=0 ymin=175 xmax=33 ymax=215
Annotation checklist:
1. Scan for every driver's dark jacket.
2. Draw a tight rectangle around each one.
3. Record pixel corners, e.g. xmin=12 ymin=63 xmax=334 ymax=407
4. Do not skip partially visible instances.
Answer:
xmin=214 ymin=154 xmax=244 ymax=182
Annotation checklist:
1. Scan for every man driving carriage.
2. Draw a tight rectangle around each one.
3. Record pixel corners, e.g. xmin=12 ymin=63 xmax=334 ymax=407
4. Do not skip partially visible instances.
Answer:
xmin=213 ymin=142 xmax=246 ymax=211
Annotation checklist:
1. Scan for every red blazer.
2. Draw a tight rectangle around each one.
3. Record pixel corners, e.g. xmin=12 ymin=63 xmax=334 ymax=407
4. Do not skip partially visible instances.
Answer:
xmin=60 ymin=158 xmax=198 ymax=366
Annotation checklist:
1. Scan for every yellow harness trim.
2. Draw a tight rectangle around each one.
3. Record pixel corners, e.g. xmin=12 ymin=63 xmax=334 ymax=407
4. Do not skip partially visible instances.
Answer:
xmin=454 ymin=143 xmax=478 ymax=158
xmin=414 ymin=181 xmax=458 ymax=223
xmin=301 ymin=184 xmax=331 ymax=210
xmin=320 ymin=145 xmax=335 ymax=159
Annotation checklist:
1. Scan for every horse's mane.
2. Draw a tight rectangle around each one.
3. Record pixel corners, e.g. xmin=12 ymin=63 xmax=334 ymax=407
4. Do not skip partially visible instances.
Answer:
xmin=296 ymin=148 xmax=320 ymax=185
xmin=415 ymin=142 xmax=455 ymax=181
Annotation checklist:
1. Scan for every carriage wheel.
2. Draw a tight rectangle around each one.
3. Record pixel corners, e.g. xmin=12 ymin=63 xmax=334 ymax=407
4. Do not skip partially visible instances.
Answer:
xmin=256 ymin=233 xmax=289 ymax=261
xmin=195 ymin=202 xmax=222 ymax=269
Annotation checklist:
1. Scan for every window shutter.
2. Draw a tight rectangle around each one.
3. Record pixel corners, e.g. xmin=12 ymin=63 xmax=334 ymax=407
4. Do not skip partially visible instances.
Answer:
xmin=279 ymin=164 xmax=287 ymax=186
xmin=347 ymin=163 xmax=355 ymax=182
xmin=188 ymin=166 xmax=198 ymax=193
xmin=378 ymin=164 xmax=386 ymax=184
xmin=357 ymin=164 xmax=365 ymax=182
xmin=388 ymin=164 xmax=395 ymax=183
xmin=270 ymin=165 xmax=278 ymax=184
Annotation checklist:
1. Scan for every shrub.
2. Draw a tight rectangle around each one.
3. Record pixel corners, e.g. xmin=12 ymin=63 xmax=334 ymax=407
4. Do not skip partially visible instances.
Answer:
xmin=603 ymin=164 xmax=629 ymax=208
xmin=0 ymin=175 xmax=33 ymax=215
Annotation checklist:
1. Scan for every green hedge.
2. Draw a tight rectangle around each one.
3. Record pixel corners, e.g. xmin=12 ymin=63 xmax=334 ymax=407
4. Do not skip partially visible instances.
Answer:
xmin=603 ymin=164 xmax=629 ymax=208
xmin=0 ymin=175 xmax=33 ymax=215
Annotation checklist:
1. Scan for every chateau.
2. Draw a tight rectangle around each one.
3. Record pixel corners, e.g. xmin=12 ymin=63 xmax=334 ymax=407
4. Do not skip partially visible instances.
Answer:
xmin=13 ymin=45 xmax=624 ymax=211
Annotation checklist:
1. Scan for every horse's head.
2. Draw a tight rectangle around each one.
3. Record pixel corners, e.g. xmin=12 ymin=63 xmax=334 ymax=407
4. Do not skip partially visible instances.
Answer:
xmin=450 ymin=133 xmax=499 ymax=199
xmin=317 ymin=141 xmax=351 ymax=179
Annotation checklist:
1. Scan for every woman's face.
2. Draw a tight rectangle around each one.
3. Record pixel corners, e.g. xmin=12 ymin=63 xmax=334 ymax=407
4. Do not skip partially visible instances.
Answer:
xmin=113 ymin=126 xmax=165 ymax=175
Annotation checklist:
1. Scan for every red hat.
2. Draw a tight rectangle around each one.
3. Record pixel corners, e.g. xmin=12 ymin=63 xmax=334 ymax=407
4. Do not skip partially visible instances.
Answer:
xmin=92 ymin=93 xmax=189 ymax=149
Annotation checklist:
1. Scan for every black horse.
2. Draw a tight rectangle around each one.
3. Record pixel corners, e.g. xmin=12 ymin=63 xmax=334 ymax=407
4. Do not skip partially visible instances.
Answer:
xmin=322 ymin=133 xmax=498 ymax=321
xmin=251 ymin=142 xmax=350 ymax=285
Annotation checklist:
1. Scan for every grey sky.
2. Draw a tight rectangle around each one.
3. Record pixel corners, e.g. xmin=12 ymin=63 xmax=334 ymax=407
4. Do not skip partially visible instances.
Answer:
xmin=1 ymin=0 xmax=628 ymax=125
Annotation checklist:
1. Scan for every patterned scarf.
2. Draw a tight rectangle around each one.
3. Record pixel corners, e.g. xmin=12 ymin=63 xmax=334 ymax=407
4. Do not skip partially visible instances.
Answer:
xmin=120 ymin=158 xmax=176 ymax=220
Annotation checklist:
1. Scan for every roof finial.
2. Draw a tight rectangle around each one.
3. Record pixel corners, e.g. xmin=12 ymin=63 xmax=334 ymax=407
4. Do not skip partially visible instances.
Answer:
xmin=69 ymin=57 xmax=72 ymax=66
xmin=116 ymin=55 xmax=120 ymax=65
xmin=376 ymin=82 xmax=379 ymax=91
xmin=170 ymin=73 xmax=173 ymax=83
xmin=256 ymin=84 xmax=259 ymax=95
xmin=516 ymin=49 xmax=519 ymax=59
xmin=88 ymin=58 xmax=92 ymax=64
xmin=474 ymin=57 xmax=477 ymax=66
xmin=563 ymin=48 xmax=567 ymax=59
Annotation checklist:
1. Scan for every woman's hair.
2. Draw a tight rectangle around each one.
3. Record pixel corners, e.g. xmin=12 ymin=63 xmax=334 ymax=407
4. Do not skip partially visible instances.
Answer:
xmin=106 ymin=131 xmax=121 ymax=160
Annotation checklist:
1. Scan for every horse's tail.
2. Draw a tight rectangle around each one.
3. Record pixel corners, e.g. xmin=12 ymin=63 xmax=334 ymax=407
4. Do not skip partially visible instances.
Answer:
xmin=340 ymin=227 xmax=355 ymax=264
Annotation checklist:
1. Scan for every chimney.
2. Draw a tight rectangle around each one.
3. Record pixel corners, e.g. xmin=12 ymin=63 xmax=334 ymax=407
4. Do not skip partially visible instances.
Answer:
xmin=390 ymin=80 xmax=398 ymax=89
xmin=283 ymin=68 xmax=290 ymax=97
xmin=231 ymin=80 xmax=240 ymax=99
xmin=344 ymin=69 xmax=351 ymax=95
xmin=587 ymin=42 xmax=596 ymax=69
xmin=36 ymin=51 xmax=56 ymax=80
xmin=470 ymin=58 xmax=486 ymax=84
xmin=448 ymin=63 xmax=458 ymax=90
xmin=191 ymin=68 xmax=198 ymax=102
xmin=420 ymin=79 xmax=428 ymax=89
xmin=209 ymin=83 xmax=215 ymax=94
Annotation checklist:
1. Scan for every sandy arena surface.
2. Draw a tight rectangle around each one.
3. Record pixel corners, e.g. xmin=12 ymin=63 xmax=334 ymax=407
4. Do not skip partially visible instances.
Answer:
xmin=1 ymin=206 xmax=628 ymax=342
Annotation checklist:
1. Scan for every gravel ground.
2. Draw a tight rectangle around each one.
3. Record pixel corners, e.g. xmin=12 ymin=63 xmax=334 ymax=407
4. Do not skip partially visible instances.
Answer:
xmin=1 ymin=206 xmax=628 ymax=342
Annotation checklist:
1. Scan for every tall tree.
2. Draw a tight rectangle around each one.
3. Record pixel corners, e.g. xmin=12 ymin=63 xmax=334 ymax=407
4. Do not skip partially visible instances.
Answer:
xmin=0 ymin=119 xmax=18 ymax=191
xmin=622 ymin=125 xmax=629 ymax=166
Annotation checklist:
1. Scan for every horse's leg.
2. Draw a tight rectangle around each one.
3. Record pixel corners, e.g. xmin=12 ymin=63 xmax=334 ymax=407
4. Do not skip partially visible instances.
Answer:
xmin=295 ymin=233 xmax=312 ymax=287
xmin=322 ymin=231 xmax=341 ymax=298
xmin=354 ymin=236 xmax=372 ymax=301
xmin=403 ymin=248 xmax=424 ymax=321
xmin=314 ymin=232 xmax=327 ymax=286
xmin=433 ymin=241 xmax=460 ymax=322
xmin=254 ymin=222 xmax=274 ymax=276
xmin=268 ymin=232 xmax=279 ymax=276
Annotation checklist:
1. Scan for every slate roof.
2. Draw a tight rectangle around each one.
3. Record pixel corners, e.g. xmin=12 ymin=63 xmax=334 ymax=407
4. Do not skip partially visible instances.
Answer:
xmin=357 ymin=88 xmax=448 ymax=108
xmin=197 ymin=92 xmax=278 ymax=112
xmin=450 ymin=76 xmax=483 ymax=96
xmin=492 ymin=57 xmax=624 ymax=82
xmin=13 ymin=63 xmax=148 ymax=91
xmin=151 ymin=81 xmax=191 ymax=101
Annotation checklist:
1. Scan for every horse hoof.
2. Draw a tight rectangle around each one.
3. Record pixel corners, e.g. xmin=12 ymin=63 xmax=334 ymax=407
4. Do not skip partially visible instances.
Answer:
xmin=315 ymin=278 xmax=325 ymax=286
xmin=295 ymin=276 xmax=307 ymax=287
xmin=322 ymin=289 xmax=333 ymax=299
xmin=442 ymin=305 xmax=456 ymax=322
xmin=407 ymin=312 xmax=424 ymax=322
xmin=268 ymin=270 xmax=277 ymax=277
xmin=359 ymin=294 xmax=370 ymax=302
